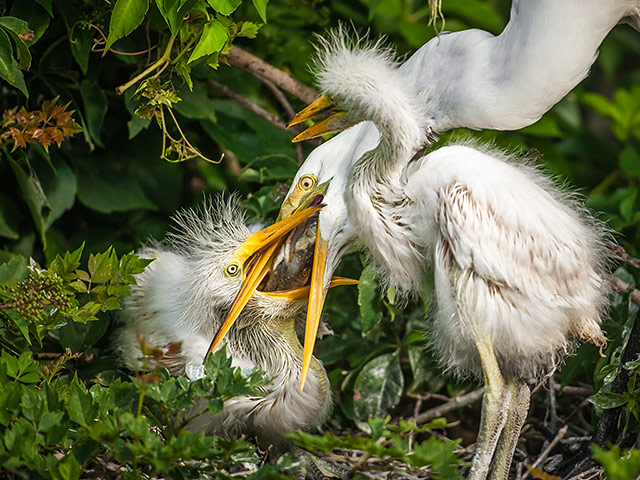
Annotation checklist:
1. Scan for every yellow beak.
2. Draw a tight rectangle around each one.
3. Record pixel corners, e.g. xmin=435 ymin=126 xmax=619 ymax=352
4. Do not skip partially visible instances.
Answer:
xmin=288 ymin=95 xmax=345 ymax=143
xmin=207 ymin=204 xmax=324 ymax=357
xmin=300 ymin=228 xmax=329 ymax=390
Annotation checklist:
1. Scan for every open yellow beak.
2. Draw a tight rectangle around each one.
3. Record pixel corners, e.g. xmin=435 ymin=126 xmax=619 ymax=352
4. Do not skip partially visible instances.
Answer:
xmin=207 ymin=204 xmax=324 ymax=357
xmin=226 ymin=204 xmax=324 ymax=275
xmin=288 ymin=94 xmax=345 ymax=143
xmin=300 ymin=228 xmax=329 ymax=390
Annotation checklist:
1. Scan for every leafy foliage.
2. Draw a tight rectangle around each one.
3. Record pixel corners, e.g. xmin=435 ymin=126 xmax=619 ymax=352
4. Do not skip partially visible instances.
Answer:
xmin=0 ymin=0 xmax=639 ymax=477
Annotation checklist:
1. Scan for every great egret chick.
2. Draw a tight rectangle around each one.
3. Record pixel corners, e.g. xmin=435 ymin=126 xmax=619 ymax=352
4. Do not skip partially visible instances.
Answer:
xmin=115 ymin=197 xmax=354 ymax=470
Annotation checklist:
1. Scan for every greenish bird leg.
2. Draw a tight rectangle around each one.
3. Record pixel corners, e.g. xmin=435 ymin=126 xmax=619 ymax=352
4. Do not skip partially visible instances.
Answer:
xmin=468 ymin=335 xmax=511 ymax=480
xmin=489 ymin=380 xmax=530 ymax=480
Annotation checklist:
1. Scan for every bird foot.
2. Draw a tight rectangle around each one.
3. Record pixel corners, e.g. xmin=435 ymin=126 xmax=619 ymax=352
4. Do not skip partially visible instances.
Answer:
xmin=290 ymin=448 xmax=350 ymax=480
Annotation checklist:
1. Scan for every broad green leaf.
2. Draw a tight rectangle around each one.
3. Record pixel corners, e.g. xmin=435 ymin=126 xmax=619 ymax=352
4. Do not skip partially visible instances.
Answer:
xmin=80 ymin=80 xmax=108 ymax=147
xmin=34 ymin=0 xmax=53 ymax=16
xmin=619 ymin=145 xmax=640 ymax=180
xmin=0 ymin=27 xmax=27 ymax=97
xmin=588 ymin=391 xmax=628 ymax=409
xmin=358 ymin=264 xmax=382 ymax=335
xmin=156 ymin=0 xmax=197 ymax=37
xmin=368 ymin=0 xmax=382 ymax=20
xmin=67 ymin=377 xmax=96 ymax=426
xmin=75 ymin=161 xmax=157 ymax=213
xmin=0 ymin=256 xmax=28 ymax=283
xmin=0 ymin=16 xmax=30 ymax=35
xmin=9 ymin=2 xmax=50 ymax=45
xmin=104 ymin=0 xmax=149 ymax=53
xmin=188 ymin=19 xmax=228 ymax=64
xmin=251 ymin=0 xmax=268 ymax=23
xmin=7 ymin=154 xmax=50 ymax=247
xmin=207 ymin=0 xmax=242 ymax=15
xmin=592 ymin=445 xmax=640 ymax=480
xmin=69 ymin=25 xmax=93 ymax=74
xmin=353 ymin=352 xmax=404 ymax=422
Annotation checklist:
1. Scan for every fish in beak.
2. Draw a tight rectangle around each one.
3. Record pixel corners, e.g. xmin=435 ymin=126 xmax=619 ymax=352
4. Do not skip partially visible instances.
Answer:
xmin=288 ymin=95 xmax=345 ymax=143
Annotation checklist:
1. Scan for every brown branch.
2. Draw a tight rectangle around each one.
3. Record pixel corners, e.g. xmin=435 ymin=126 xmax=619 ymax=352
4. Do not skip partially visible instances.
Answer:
xmin=414 ymin=387 xmax=484 ymax=424
xmin=521 ymin=425 xmax=568 ymax=480
xmin=226 ymin=46 xmax=319 ymax=104
xmin=610 ymin=243 xmax=640 ymax=270
xmin=207 ymin=79 xmax=289 ymax=133
xmin=609 ymin=274 xmax=640 ymax=306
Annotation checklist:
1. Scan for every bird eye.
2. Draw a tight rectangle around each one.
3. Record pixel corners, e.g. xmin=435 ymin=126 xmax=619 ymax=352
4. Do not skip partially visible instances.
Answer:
xmin=225 ymin=262 xmax=241 ymax=278
xmin=299 ymin=174 xmax=317 ymax=191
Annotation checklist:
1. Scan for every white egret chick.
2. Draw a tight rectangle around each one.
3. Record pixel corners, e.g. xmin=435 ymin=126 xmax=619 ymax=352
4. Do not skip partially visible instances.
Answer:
xmin=279 ymin=37 xmax=612 ymax=480
xmin=115 ymin=197 xmax=355 ymax=472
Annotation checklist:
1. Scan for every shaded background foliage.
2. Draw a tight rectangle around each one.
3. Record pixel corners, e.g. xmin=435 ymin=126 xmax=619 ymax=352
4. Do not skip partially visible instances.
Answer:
xmin=1 ymin=0 xmax=640 ymax=477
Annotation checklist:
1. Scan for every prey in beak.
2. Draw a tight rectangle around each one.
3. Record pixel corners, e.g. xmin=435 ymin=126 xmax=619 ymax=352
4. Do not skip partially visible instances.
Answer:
xmin=288 ymin=95 xmax=345 ymax=143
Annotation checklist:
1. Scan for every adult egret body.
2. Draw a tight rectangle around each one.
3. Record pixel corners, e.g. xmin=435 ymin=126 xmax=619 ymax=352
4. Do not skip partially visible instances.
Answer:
xmin=282 ymin=39 xmax=611 ymax=480
xmin=115 ymin=197 xmax=353 ymax=471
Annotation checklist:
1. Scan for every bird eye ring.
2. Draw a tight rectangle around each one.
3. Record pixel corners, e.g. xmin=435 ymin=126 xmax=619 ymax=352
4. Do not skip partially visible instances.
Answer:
xmin=225 ymin=262 xmax=241 ymax=278
xmin=298 ymin=174 xmax=317 ymax=191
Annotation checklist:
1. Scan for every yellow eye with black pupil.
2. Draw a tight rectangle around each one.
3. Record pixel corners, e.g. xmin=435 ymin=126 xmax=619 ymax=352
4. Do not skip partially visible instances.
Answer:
xmin=299 ymin=175 xmax=317 ymax=191
xmin=225 ymin=263 xmax=240 ymax=277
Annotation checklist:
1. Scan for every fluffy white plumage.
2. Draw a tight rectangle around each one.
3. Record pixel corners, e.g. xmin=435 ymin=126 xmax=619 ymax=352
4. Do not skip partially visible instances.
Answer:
xmin=115 ymin=197 xmax=331 ymax=446
xmin=284 ymin=27 xmax=615 ymax=479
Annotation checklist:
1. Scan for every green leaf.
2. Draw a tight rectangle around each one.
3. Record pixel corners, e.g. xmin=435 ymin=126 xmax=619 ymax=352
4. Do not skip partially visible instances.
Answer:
xmin=368 ymin=0 xmax=382 ymax=20
xmin=104 ymin=0 xmax=150 ymax=53
xmin=35 ymin=0 xmax=53 ymax=16
xmin=7 ymin=154 xmax=50 ymax=248
xmin=0 ymin=27 xmax=27 ymax=97
xmin=0 ymin=17 xmax=32 ymax=69
xmin=251 ymin=0 xmax=268 ymax=23
xmin=80 ymin=80 xmax=108 ymax=148
xmin=0 ymin=256 xmax=28 ymax=283
xmin=589 ymin=391 xmax=628 ymax=409
xmin=69 ymin=25 xmax=93 ymax=74
xmin=619 ymin=145 xmax=640 ymax=180
xmin=358 ymin=264 xmax=382 ymax=335
xmin=156 ymin=0 xmax=198 ymax=37
xmin=188 ymin=19 xmax=228 ymax=64
xmin=592 ymin=445 xmax=640 ymax=480
xmin=207 ymin=0 xmax=242 ymax=15
xmin=353 ymin=353 xmax=404 ymax=422
xmin=57 ymin=453 xmax=82 ymax=480
xmin=67 ymin=376 xmax=96 ymax=426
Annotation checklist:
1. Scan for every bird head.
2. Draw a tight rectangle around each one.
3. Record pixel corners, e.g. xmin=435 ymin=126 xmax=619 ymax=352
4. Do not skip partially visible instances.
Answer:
xmin=288 ymin=31 xmax=431 ymax=152
xmin=205 ymin=182 xmax=359 ymax=359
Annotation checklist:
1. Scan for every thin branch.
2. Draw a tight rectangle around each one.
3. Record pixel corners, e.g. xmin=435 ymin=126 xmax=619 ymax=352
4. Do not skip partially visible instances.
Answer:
xmin=609 ymin=274 xmax=640 ymax=306
xmin=522 ymin=425 xmax=568 ymax=479
xmin=225 ymin=46 xmax=319 ymax=104
xmin=415 ymin=387 xmax=484 ymax=424
xmin=116 ymin=36 xmax=175 ymax=95
xmin=610 ymin=243 xmax=640 ymax=270
xmin=207 ymin=79 xmax=289 ymax=133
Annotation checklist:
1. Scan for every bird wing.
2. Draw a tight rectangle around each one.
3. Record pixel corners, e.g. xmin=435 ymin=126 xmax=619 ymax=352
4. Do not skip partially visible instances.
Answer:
xmin=405 ymin=147 xmax=603 ymax=306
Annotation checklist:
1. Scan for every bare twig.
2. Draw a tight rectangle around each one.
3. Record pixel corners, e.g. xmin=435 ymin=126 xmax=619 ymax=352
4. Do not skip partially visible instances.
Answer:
xmin=610 ymin=243 xmax=640 ymax=270
xmin=609 ymin=274 xmax=640 ymax=306
xmin=226 ymin=46 xmax=319 ymax=103
xmin=559 ymin=386 xmax=594 ymax=397
xmin=549 ymin=376 xmax=558 ymax=432
xmin=207 ymin=79 xmax=289 ymax=133
xmin=415 ymin=388 xmax=484 ymax=424
xmin=522 ymin=425 xmax=568 ymax=479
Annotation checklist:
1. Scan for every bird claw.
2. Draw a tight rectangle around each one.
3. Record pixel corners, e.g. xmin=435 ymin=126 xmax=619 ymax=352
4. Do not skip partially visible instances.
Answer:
xmin=289 ymin=448 xmax=350 ymax=480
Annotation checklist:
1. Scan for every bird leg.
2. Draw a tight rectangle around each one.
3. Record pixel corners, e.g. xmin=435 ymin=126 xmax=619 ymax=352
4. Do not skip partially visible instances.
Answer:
xmin=489 ymin=380 xmax=530 ymax=480
xmin=468 ymin=335 xmax=511 ymax=480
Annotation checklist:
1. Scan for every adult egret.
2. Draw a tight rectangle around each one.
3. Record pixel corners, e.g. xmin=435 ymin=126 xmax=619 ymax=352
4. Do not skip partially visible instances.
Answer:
xmin=115 ymin=197 xmax=354 ymax=474
xmin=279 ymin=37 xmax=612 ymax=480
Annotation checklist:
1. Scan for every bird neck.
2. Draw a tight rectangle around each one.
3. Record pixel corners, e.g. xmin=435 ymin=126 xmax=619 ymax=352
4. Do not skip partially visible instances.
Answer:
xmin=229 ymin=317 xmax=328 ymax=397
xmin=346 ymin=150 xmax=425 ymax=294
xmin=410 ymin=0 xmax=635 ymax=131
